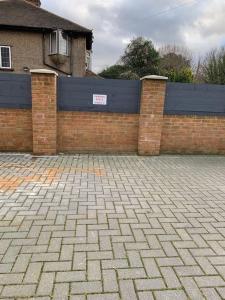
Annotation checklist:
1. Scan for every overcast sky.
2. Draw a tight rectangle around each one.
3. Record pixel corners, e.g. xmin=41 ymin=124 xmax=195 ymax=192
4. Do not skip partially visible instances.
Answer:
xmin=42 ymin=0 xmax=225 ymax=72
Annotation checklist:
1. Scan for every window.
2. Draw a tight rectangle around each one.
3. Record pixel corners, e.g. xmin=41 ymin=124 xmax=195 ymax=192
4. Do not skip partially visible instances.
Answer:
xmin=50 ymin=30 xmax=69 ymax=56
xmin=50 ymin=31 xmax=57 ymax=54
xmin=59 ymin=31 xmax=68 ymax=56
xmin=0 ymin=46 xmax=11 ymax=69
xmin=86 ymin=50 xmax=92 ymax=70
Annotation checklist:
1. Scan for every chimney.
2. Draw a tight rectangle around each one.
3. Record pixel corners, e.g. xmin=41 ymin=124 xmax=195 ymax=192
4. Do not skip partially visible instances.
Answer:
xmin=25 ymin=0 xmax=41 ymax=7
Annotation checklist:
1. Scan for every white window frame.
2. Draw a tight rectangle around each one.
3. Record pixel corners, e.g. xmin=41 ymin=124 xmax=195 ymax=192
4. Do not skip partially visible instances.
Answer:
xmin=50 ymin=30 xmax=69 ymax=56
xmin=50 ymin=30 xmax=58 ymax=55
xmin=0 ymin=46 xmax=12 ymax=69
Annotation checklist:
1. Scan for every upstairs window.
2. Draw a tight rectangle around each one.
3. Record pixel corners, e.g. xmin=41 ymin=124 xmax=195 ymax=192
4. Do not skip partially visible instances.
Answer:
xmin=0 ymin=46 xmax=11 ymax=69
xmin=86 ymin=50 xmax=92 ymax=70
xmin=50 ymin=30 xmax=69 ymax=56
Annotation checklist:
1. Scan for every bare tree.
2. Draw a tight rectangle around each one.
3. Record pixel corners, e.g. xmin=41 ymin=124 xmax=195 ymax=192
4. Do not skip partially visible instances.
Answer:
xmin=202 ymin=48 xmax=225 ymax=84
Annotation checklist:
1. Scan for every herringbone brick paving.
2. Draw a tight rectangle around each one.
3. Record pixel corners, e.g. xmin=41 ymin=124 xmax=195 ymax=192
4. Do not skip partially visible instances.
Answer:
xmin=0 ymin=154 xmax=225 ymax=299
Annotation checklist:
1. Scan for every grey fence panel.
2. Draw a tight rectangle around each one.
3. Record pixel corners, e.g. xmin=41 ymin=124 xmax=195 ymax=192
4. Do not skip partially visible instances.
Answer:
xmin=58 ymin=77 xmax=141 ymax=113
xmin=0 ymin=73 xmax=31 ymax=109
xmin=165 ymin=82 xmax=225 ymax=116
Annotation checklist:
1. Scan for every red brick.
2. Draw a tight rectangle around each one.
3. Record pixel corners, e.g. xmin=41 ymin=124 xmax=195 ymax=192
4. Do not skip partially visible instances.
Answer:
xmin=138 ymin=78 xmax=167 ymax=155
xmin=31 ymin=72 xmax=57 ymax=155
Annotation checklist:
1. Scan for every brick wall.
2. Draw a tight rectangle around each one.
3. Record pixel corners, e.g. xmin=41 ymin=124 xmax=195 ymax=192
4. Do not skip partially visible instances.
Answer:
xmin=0 ymin=70 xmax=225 ymax=156
xmin=0 ymin=109 xmax=32 ymax=151
xmin=138 ymin=76 xmax=167 ymax=155
xmin=58 ymin=112 xmax=139 ymax=153
xmin=161 ymin=115 xmax=225 ymax=154
xmin=31 ymin=71 xmax=57 ymax=155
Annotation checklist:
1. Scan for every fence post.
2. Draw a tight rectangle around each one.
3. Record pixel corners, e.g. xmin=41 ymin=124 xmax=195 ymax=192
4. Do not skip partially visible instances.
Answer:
xmin=31 ymin=69 xmax=58 ymax=155
xmin=138 ymin=75 xmax=168 ymax=156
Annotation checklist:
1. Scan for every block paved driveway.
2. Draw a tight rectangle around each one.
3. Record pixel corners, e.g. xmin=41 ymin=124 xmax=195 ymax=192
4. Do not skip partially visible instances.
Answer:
xmin=0 ymin=154 xmax=225 ymax=299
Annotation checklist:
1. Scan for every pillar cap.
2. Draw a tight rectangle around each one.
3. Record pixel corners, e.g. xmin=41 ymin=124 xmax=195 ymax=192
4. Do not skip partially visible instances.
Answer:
xmin=30 ymin=69 xmax=58 ymax=76
xmin=141 ymin=75 xmax=168 ymax=81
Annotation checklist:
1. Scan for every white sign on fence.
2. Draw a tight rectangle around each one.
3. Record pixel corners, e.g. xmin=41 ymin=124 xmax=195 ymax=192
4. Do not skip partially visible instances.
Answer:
xmin=93 ymin=94 xmax=107 ymax=105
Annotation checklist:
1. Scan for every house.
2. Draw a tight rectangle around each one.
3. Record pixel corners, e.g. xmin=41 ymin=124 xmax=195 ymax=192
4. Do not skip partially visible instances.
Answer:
xmin=0 ymin=0 xmax=93 ymax=76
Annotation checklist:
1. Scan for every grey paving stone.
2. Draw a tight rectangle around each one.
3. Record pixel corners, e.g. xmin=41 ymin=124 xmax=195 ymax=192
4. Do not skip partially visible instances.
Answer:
xmin=2 ymin=284 xmax=36 ymax=298
xmin=103 ymin=269 xmax=118 ymax=292
xmin=119 ymin=280 xmax=137 ymax=300
xmin=71 ymin=281 xmax=102 ymax=294
xmin=202 ymin=288 xmax=222 ymax=300
xmin=87 ymin=294 xmax=119 ymax=300
xmin=53 ymin=283 xmax=69 ymax=299
xmin=23 ymin=262 xmax=43 ymax=283
xmin=154 ymin=290 xmax=188 ymax=300
xmin=36 ymin=272 xmax=55 ymax=296
xmin=0 ymin=273 xmax=23 ymax=285
xmin=1 ymin=154 xmax=225 ymax=299
xmin=161 ymin=267 xmax=181 ymax=289
xmin=143 ymin=258 xmax=161 ymax=278
xmin=43 ymin=261 xmax=71 ymax=272
xmin=88 ymin=260 xmax=101 ymax=281
xmin=195 ymin=276 xmax=225 ymax=288
xmin=135 ymin=278 xmax=166 ymax=290
xmin=180 ymin=277 xmax=205 ymax=300
xmin=56 ymin=271 xmax=86 ymax=282
xmin=117 ymin=268 xmax=146 ymax=279
xmin=138 ymin=291 xmax=154 ymax=300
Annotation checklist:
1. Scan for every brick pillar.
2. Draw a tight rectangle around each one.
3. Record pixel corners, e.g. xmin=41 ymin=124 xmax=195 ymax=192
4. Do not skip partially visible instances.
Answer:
xmin=31 ymin=69 xmax=58 ymax=155
xmin=138 ymin=75 xmax=168 ymax=156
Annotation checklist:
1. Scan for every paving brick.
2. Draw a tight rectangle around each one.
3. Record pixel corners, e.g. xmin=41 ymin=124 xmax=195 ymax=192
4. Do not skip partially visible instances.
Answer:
xmin=56 ymin=271 xmax=86 ymax=282
xmin=0 ymin=273 xmax=23 ymax=285
xmin=127 ymin=250 xmax=143 ymax=267
xmin=195 ymin=276 xmax=225 ymax=288
xmin=135 ymin=278 xmax=166 ymax=290
xmin=88 ymin=260 xmax=101 ymax=281
xmin=161 ymin=267 xmax=181 ymax=288
xmin=12 ymin=253 xmax=31 ymax=273
xmin=43 ymin=261 xmax=71 ymax=272
xmin=202 ymin=288 xmax=222 ymax=300
xmin=175 ymin=266 xmax=204 ymax=276
xmin=88 ymin=251 xmax=113 ymax=260
xmin=2 ymin=246 xmax=21 ymax=263
xmin=138 ymin=291 xmax=154 ymax=300
xmin=103 ymin=269 xmax=118 ymax=292
xmin=23 ymin=262 xmax=42 ymax=283
xmin=71 ymin=281 xmax=102 ymax=294
xmin=31 ymin=252 xmax=59 ymax=262
xmin=143 ymin=258 xmax=161 ymax=278
xmin=87 ymin=294 xmax=119 ymax=300
xmin=53 ymin=283 xmax=69 ymax=299
xmin=70 ymin=296 xmax=86 ymax=300
xmin=36 ymin=272 xmax=55 ymax=296
xmin=73 ymin=252 xmax=86 ymax=270
xmin=48 ymin=237 xmax=62 ymax=252
xmin=102 ymin=259 xmax=129 ymax=269
xmin=118 ymin=268 xmax=146 ymax=279
xmin=60 ymin=244 xmax=73 ymax=261
xmin=157 ymin=257 xmax=184 ymax=267
xmin=0 ymin=263 xmax=12 ymax=273
xmin=119 ymin=280 xmax=137 ymax=300
xmin=2 ymin=284 xmax=36 ymax=298
xmin=1 ymin=154 xmax=225 ymax=300
xmin=154 ymin=290 xmax=187 ymax=300
xmin=180 ymin=277 xmax=205 ymax=299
